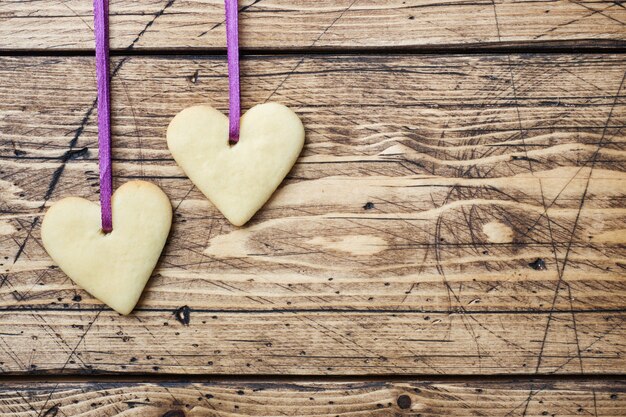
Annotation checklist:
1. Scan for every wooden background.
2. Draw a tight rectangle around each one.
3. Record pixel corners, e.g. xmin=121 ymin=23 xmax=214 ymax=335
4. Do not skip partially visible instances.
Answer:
xmin=0 ymin=0 xmax=625 ymax=415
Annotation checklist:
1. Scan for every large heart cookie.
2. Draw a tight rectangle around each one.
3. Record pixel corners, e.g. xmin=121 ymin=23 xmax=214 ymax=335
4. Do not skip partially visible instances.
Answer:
xmin=41 ymin=181 xmax=172 ymax=315
xmin=167 ymin=102 xmax=305 ymax=226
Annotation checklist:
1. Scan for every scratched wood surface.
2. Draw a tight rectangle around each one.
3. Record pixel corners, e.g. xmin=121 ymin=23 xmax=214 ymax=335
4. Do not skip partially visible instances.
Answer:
xmin=1 ymin=0 xmax=626 ymax=51
xmin=0 ymin=380 xmax=624 ymax=416
xmin=0 ymin=54 xmax=625 ymax=375
xmin=1 ymin=0 xmax=626 ymax=414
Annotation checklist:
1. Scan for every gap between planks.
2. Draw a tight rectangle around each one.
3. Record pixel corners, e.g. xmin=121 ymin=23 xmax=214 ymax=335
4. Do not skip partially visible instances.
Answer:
xmin=2 ymin=44 xmax=626 ymax=57
xmin=0 ymin=374 xmax=624 ymax=384
xmin=0 ymin=307 xmax=625 ymax=315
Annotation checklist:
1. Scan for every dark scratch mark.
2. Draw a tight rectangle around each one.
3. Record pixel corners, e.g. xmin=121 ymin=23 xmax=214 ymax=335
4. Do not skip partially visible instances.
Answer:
xmin=162 ymin=411 xmax=185 ymax=417
xmin=491 ymin=0 xmax=501 ymax=41
xmin=549 ymin=317 xmax=624 ymax=374
xmin=64 ymin=308 xmax=103 ymax=368
xmin=433 ymin=186 xmax=457 ymax=311
xmin=0 ymin=336 xmax=27 ymax=369
xmin=296 ymin=315 xmax=378 ymax=358
xmin=118 ymin=77 xmax=144 ymax=175
xmin=198 ymin=0 xmax=264 ymax=36
xmin=17 ymin=0 xmax=175 ymax=285
xmin=511 ymin=155 xmax=540 ymax=163
xmin=535 ymin=70 xmax=626 ymax=373
xmin=264 ymin=59 xmax=303 ymax=103
xmin=35 ymin=1 xmax=175 ymax=209
xmin=534 ymin=8 xmax=603 ymax=40
xmin=502 ymin=52 xmax=564 ymax=376
xmin=44 ymin=103 xmax=96 ymax=201
xmin=65 ymin=147 xmax=89 ymax=160
xmin=520 ymin=384 xmax=534 ymax=417
xmin=126 ymin=0 xmax=177 ymax=51
xmin=173 ymin=184 xmax=196 ymax=213
xmin=125 ymin=401 xmax=153 ymax=408
xmin=41 ymin=404 xmax=59 ymax=417
xmin=507 ymin=384 xmax=548 ymax=417
xmin=570 ymin=0 xmax=626 ymax=26
xmin=567 ymin=284 xmax=584 ymax=373
xmin=264 ymin=0 xmax=358 ymax=102
xmin=134 ymin=319 xmax=223 ymax=409
xmin=313 ymin=0 xmax=357 ymax=44
xmin=13 ymin=217 xmax=38 ymax=264
xmin=430 ymin=185 xmax=489 ymax=369
xmin=60 ymin=1 xmax=92 ymax=31
xmin=36 ymin=307 xmax=104 ymax=417
xmin=239 ymin=0 xmax=264 ymax=14
xmin=9 ymin=5 xmax=180 ymax=411
xmin=15 ymin=391 xmax=39 ymax=415
xmin=30 ymin=312 xmax=89 ymax=369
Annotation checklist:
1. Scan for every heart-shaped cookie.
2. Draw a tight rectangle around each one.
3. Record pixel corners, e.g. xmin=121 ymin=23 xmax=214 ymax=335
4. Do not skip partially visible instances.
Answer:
xmin=167 ymin=102 xmax=305 ymax=226
xmin=41 ymin=181 xmax=172 ymax=315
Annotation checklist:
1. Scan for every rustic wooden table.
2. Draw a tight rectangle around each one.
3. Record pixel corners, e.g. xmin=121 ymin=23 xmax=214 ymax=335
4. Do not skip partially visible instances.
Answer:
xmin=1 ymin=1 xmax=625 ymax=416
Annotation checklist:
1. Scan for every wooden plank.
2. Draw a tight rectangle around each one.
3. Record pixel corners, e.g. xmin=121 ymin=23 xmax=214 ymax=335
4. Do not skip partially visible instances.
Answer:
xmin=0 ymin=310 xmax=623 ymax=374
xmin=0 ymin=380 xmax=624 ymax=416
xmin=1 ymin=0 xmax=625 ymax=51
xmin=1 ymin=55 xmax=624 ymax=313
xmin=0 ymin=54 xmax=624 ymax=375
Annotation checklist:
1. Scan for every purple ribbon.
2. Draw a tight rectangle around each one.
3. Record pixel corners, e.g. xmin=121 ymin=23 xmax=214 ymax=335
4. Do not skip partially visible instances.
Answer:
xmin=225 ymin=0 xmax=241 ymax=143
xmin=94 ymin=0 xmax=112 ymax=232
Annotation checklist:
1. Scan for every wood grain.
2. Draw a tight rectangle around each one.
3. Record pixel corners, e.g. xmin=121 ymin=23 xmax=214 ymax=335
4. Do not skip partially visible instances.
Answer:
xmin=0 ymin=54 xmax=624 ymax=375
xmin=1 ymin=54 xmax=625 ymax=311
xmin=0 ymin=310 xmax=623 ymax=375
xmin=0 ymin=380 xmax=624 ymax=416
xmin=1 ymin=0 xmax=625 ymax=51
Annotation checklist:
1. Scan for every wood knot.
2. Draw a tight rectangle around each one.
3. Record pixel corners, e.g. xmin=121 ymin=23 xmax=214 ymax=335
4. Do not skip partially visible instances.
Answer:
xmin=188 ymin=69 xmax=200 ymax=84
xmin=397 ymin=394 xmax=412 ymax=409
xmin=174 ymin=305 xmax=191 ymax=326
xmin=482 ymin=221 xmax=514 ymax=243
xmin=528 ymin=258 xmax=547 ymax=271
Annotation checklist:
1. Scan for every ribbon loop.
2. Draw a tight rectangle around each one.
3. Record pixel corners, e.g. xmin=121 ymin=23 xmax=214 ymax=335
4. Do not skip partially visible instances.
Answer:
xmin=94 ymin=0 xmax=113 ymax=232
xmin=225 ymin=0 xmax=241 ymax=143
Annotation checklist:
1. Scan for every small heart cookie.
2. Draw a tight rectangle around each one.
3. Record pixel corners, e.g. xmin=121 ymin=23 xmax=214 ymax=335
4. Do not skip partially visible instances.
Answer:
xmin=167 ymin=102 xmax=305 ymax=226
xmin=41 ymin=181 xmax=172 ymax=315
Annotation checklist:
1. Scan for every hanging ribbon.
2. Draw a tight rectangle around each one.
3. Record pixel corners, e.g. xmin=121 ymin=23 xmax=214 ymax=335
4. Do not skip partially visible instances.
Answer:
xmin=225 ymin=0 xmax=241 ymax=143
xmin=94 ymin=0 xmax=113 ymax=232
